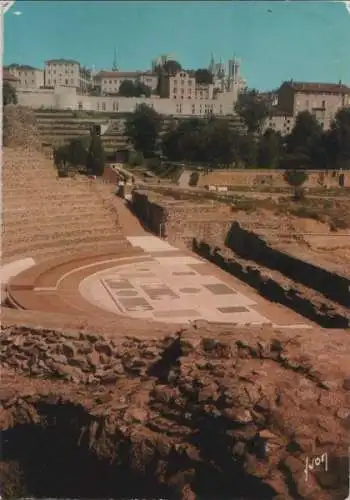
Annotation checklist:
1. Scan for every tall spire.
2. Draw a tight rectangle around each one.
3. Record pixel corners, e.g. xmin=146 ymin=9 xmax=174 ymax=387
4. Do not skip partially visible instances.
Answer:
xmin=209 ymin=53 xmax=215 ymax=73
xmin=112 ymin=48 xmax=118 ymax=71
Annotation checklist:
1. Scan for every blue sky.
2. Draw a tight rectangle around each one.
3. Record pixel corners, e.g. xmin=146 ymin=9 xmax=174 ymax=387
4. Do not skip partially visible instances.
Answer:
xmin=4 ymin=1 xmax=350 ymax=90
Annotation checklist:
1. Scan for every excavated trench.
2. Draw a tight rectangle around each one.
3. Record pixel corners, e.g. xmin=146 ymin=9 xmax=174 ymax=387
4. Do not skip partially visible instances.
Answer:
xmin=1 ymin=402 xmax=171 ymax=500
xmin=1 ymin=401 xmax=278 ymax=500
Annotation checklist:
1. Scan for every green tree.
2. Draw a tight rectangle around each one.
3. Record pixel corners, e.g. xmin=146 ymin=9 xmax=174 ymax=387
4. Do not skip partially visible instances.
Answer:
xmin=3 ymin=81 xmax=17 ymax=105
xmin=324 ymin=108 xmax=350 ymax=169
xmin=124 ymin=104 xmax=162 ymax=158
xmin=194 ymin=68 xmax=213 ymax=85
xmin=201 ymin=118 xmax=237 ymax=167
xmin=286 ymin=111 xmax=323 ymax=167
xmin=67 ymin=137 xmax=90 ymax=167
xmin=257 ymin=128 xmax=283 ymax=168
xmin=234 ymin=133 xmax=258 ymax=168
xmin=162 ymin=118 xmax=206 ymax=163
xmin=118 ymin=80 xmax=136 ymax=97
xmin=86 ymin=130 xmax=105 ymax=176
xmin=162 ymin=117 xmax=238 ymax=167
xmin=162 ymin=60 xmax=182 ymax=75
xmin=118 ymin=79 xmax=151 ymax=98
xmin=235 ymin=89 xmax=270 ymax=134
xmin=283 ymin=169 xmax=309 ymax=200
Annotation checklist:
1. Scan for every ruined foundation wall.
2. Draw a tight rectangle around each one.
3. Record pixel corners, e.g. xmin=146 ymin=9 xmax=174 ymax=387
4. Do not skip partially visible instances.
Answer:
xmin=225 ymin=222 xmax=349 ymax=307
xmin=197 ymin=169 xmax=350 ymax=189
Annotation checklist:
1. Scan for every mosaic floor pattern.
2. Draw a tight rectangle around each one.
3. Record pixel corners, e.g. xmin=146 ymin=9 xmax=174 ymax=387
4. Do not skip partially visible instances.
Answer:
xmin=80 ymin=259 xmax=272 ymax=325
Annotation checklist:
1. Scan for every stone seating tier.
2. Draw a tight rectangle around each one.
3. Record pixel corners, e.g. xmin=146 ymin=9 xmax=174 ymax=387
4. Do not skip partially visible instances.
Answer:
xmin=7 ymin=248 xmax=145 ymax=320
xmin=3 ymin=218 xmax=121 ymax=241
xmin=3 ymin=233 xmax=130 ymax=261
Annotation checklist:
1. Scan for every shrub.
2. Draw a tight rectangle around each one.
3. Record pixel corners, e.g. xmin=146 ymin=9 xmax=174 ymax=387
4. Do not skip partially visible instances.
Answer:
xmin=128 ymin=150 xmax=144 ymax=166
xmin=189 ymin=171 xmax=199 ymax=186
xmin=86 ymin=131 xmax=105 ymax=176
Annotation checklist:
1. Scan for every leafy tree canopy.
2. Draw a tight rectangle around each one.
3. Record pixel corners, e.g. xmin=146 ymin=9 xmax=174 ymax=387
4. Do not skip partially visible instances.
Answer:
xmin=118 ymin=79 xmax=151 ymax=98
xmin=286 ymin=111 xmax=323 ymax=161
xmin=3 ymin=81 xmax=17 ymax=106
xmin=162 ymin=60 xmax=182 ymax=75
xmin=86 ymin=130 xmax=105 ymax=176
xmin=235 ymin=89 xmax=271 ymax=134
xmin=325 ymin=108 xmax=350 ymax=169
xmin=257 ymin=128 xmax=283 ymax=169
xmin=194 ymin=68 xmax=213 ymax=85
xmin=124 ymin=104 xmax=162 ymax=158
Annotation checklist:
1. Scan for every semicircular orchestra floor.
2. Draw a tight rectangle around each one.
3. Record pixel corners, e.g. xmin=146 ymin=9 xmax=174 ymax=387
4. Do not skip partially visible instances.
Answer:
xmin=7 ymin=236 xmax=311 ymax=328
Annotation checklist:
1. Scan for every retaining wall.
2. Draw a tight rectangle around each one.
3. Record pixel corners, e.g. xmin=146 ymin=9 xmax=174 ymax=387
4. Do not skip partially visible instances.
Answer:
xmin=197 ymin=169 xmax=350 ymax=189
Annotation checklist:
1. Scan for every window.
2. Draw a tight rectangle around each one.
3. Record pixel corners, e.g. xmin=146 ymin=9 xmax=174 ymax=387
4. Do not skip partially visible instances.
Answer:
xmin=181 ymin=79 xmax=185 ymax=85
xmin=113 ymin=101 xmax=119 ymax=111
xmin=109 ymin=80 xmax=112 ymax=84
xmin=102 ymin=102 xmax=106 ymax=111
xmin=322 ymin=100 xmax=326 ymax=108
xmin=188 ymin=80 xmax=192 ymax=86
xmin=53 ymin=79 xmax=56 ymax=85
xmin=65 ymin=79 xmax=68 ymax=85
xmin=97 ymin=102 xmax=100 ymax=111
xmin=192 ymin=104 xmax=195 ymax=114
xmin=24 ymin=80 xmax=27 ymax=84
xmin=78 ymin=102 xmax=83 ymax=110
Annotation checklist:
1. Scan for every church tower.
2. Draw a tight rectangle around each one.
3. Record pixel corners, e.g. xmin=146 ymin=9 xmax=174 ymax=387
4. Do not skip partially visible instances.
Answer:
xmin=112 ymin=48 xmax=118 ymax=71
xmin=209 ymin=53 xmax=215 ymax=74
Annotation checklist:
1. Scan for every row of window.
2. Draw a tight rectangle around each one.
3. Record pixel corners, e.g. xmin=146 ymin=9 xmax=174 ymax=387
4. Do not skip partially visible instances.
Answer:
xmin=15 ymin=71 xmax=36 ymax=77
xmin=47 ymin=69 xmax=75 ymax=75
xmin=20 ymin=80 xmax=36 ymax=85
xmin=173 ymin=79 xmax=192 ymax=86
xmin=46 ymin=78 xmax=75 ymax=85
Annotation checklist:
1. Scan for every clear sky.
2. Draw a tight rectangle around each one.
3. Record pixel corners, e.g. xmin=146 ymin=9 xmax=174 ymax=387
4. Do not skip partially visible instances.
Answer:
xmin=4 ymin=0 xmax=350 ymax=91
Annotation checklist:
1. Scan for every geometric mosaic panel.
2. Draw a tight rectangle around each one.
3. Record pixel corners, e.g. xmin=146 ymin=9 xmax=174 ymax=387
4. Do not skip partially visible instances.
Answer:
xmin=204 ymin=283 xmax=236 ymax=295
xmin=217 ymin=306 xmax=249 ymax=314
xmin=118 ymin=297 xmax=154 ymax=312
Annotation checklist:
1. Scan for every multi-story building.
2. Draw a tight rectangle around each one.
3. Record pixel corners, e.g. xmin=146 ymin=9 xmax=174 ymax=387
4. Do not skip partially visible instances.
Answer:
xmin=94 ymin=70 xmax=157 ymax=95
xmin=44 ymin=59 xmax=91 ymax=93
xmin=3 ymin=68 xmax=19 ymax=88
xmin=138 ymin=71 xmax=158 ymax=91
xmin=159 ymin=70 xmax=214 ymax=100
xmin=277 ymin=80 xmax=350 ymax=130
xmin=5 ymin=64 xmax=44 ymax=89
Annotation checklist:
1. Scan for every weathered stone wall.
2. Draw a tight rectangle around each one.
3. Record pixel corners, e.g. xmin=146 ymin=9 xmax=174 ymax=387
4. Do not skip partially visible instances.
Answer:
xmin=0 ymin=326 xmax=166 ymax=384
xmin=131 ymin=190 xmax=232 ymax=245
xmin=131 ymin=190 xmax=167 ymax=235
xmin=225 ymin=222 xmax=349 ymax=307
xmin=193 ymin=240 xmax=349 ymax=328
xmin=197 ymin=169 xmax=350 ymax=189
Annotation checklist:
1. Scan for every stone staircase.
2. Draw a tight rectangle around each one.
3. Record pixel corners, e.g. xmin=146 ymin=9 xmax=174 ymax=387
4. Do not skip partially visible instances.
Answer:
xmin=34 ymin=111 xmax=128 ymax=154
xmin=2 ymin=148 xmax=131 ymax=262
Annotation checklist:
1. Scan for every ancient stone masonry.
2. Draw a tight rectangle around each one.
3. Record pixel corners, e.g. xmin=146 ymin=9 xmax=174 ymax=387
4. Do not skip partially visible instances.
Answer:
xmin=1 ymin=323 xmax=349 ymax=499
xmin=131 ymin=189 xmax=233 ymax=246
xmin=193 ymin=240 xmax=350 ymax=328
xmin=196 ymin=168 xmax=350 ymax=189
xmin=225 ymin=222 xmax=350 ymax=307
xmin=0 ymin=326 xmax=167 ymax=385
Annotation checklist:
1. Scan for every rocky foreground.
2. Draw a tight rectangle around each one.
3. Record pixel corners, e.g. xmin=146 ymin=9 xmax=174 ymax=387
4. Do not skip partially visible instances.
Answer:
xmin=1 ymin=322 xmax=349 ymax=499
